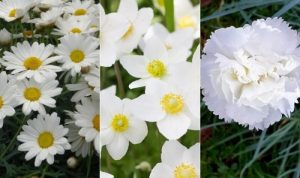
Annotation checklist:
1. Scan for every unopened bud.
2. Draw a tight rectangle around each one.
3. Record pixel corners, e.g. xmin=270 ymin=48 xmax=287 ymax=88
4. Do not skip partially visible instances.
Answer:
xmin=67 ymin=156 xmax=78 ymax=168
xmin=135 ymin=161 xmax=151 ymax=172
xmin=0 ymin=28 xmax=12 ymax=45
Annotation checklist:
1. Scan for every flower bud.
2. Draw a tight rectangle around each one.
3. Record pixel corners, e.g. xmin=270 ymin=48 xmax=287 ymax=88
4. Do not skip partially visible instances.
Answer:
xmin=67 ymin=156 xmax=78 ymax=168
xmin=135 ymin=161 xmax=151 ymax=172
xmin=0 ymin=28 xmax=12 ymax=45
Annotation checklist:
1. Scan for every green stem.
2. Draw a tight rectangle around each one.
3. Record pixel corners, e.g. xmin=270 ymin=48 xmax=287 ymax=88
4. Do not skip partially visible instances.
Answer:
xmin=114 ymin=62 xmax=125 ymax=98
xmin=86 ymin=151 xmax=93 ymax=178
xmin=0 ymin=116 xmax=27 ymax=160
xmin=165 ymin=0 xmax=175 ymax=32
xmin=40 ymin=164 xmax=49 ymax=178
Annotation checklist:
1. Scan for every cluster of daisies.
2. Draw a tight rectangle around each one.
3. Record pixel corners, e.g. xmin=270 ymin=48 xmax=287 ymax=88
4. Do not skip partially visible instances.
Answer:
xmin=0 ymin=0 xmax=100 ymax=167
xmin=201 ymin=17 xmax=300 ymax=130
xmin=100 ymin=0 xmax=200 ymax=177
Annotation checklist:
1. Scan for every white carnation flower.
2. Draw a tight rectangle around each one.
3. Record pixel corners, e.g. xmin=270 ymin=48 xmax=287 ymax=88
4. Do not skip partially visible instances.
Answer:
xmin=201 ymin=17 xmax=300 ymax=130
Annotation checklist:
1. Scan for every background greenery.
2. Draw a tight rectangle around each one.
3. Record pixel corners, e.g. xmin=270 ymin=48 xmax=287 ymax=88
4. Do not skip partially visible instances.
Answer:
xmin=201 ymin=0 xmax=300 ymax=178
xmin=100 ymin=0 xmax=199 ymax=177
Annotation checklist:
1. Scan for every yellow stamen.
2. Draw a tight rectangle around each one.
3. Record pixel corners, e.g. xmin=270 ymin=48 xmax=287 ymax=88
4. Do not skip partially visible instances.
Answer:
xmin=23 ymin=57 xmax=42 ymax=70
xmin=160 ymin=93 xmax=184 ymax=114
xmin=147 ymin=60 xmax=166 ymax=78
xmin=111 ymin=114 xmax=129 ymax=132
xmin=24 ymin=87 xmax=41 ymax=101
xmin=70 ymin=49 xmax=85 ymax=63
xmin=38 ymin=132 xmax=54 ymax=148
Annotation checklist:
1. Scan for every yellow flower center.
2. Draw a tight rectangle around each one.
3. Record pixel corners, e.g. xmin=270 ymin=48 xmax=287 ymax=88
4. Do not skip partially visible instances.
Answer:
xmin=160 ymin=93 xmax=184 ymax=114
xmin=111 ymin=114 xmax=129 ymax=132
xmin=74 ymin=8 xmax=87 ymax=16
xmin=38 ymin=131 xmax=54 ymax=149
xmin=71 ymin=28 xmax=82 ymax=33
xmin=23 ymin=57 xmax=42 ymax=70
xmin=121 ymin=25 xmax=134 ymax=40
xmin=0 ymin=96 xmax=4 ymax=109
xmin=9 ymin=9 xmax=16 ymax=17
xmin=24 ymin=87 xmax=41 ymax=101
xmin=147 ymin=60 xmax=166 ymax=78
xmin=70 ymin=49 xmax=85 ymax=63
xmin=92 ymin=114 xmax=100 ymax=132
xmin=158 ymin=0 xmax=165 ymax=7
xmin=178 ymin=16 xmax=197 ymax=29
xmin=174 ymin=164 xmax=197 ymax=178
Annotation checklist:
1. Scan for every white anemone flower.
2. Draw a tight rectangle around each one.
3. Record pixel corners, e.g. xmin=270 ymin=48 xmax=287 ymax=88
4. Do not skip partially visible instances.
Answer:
xmin=201 ymin=17 xmax=300 ymax=130
xmin=139 ymin=23 xmax=194 ymax=61
xmin=0 ymin=0 xmax=35 ymax=22
xmin=150 ymin=140 xmax=200 ymax=178
xmin=120 ymin=36 xmax=187 ymax=89
xmin=100 ymin=86 xmax=148 ymax=160
xmin=99 ymin=4 xmax=129 ymax=67
xmin=174 ymin=0 xmax=200 ymax=38
xmin=129 ymin=79 xmax=200 ymax=140
xmin=16 ymin=77 xmax=62 ymax=115
xmin=17 ymin=112 xmax=71 ymax=167
xmin=2 ymin=41 xmax=61 ymax=83
xmin=100 ymin=171 xmax=114 ymax=178
xmin=115 ymin=0 xmax=153 ymax=57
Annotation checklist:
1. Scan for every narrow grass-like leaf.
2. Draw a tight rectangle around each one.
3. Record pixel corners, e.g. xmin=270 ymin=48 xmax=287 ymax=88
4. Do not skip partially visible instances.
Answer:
xmin=272 ymin=0 xmax=300 ymax=17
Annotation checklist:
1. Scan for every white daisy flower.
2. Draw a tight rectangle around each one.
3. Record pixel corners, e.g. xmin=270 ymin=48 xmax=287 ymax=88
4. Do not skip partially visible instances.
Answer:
xmin=66 ymin=77 xmax=95 ymax=102
xmin=65 ymin=112 xmax=91 ymax=158
xmin=0 ymin=72 xmax=17 ymax=128
xmin=120 ymin=36 xmax=187 ymax=89
xmin=53 ymin=16 xmax=97 ymax=36
xmin=100 ymin=86 xmax=148 ymax=160
xmin=202 ymin=17 xmax=300 ymax=129
xmin=16 ymin=77 xmax=62 ymax=115
xmin=17 ymin=112 xmax=71 ymax=167
xmin=29 ymin=7 xmax=63 ymax=29
xmin=115 ymin=0 xmax=153 ymax=56
xmin=139 ymin=23 xmax=194 ymax=61
xmin=150 ymin=140 xmax=200 ymax=178
xmin=174 ymin=0 xmax=200 ymax=38
xmin=83 ymin=66 xmax=100 ymax=93
xmin=74 ymin=96 xmax=100 ymax=152
xmin=64 ymin=0 xmax=97 ymax=16
xmin=55 ymin=34 xmax=99 ymax=76
xmin=35 ymin=0 xmax=65 ymax=9
xmin=99 ymin=3 xmax=129 ymax=67
xmin=2 ymin=41 xmax=62 ymax=83
xmin=129 ymin=79 xmax=200 ymax=140
xmin=0 ymin=0 xmax=35 ymax=22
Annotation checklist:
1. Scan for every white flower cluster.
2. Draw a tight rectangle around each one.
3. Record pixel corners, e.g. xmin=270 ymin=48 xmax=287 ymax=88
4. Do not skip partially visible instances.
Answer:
xmin=100 ymin=0 xmax=200 ymax=177
xmin=202 ymin=17 xmax=300 ymax=130
xmin=0 ymin=0 xmax=100 ymax=167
